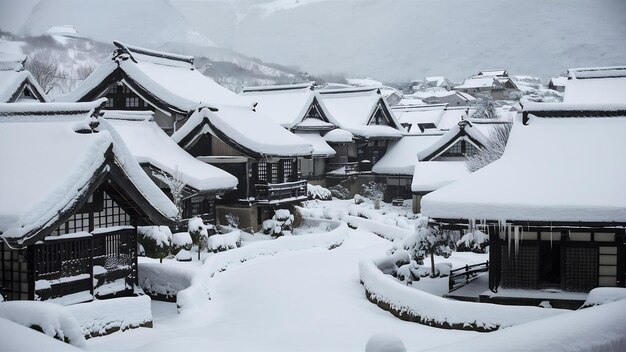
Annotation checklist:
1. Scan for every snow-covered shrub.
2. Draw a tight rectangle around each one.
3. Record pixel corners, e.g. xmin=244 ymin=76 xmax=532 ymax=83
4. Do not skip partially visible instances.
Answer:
xmin=361 ymin=181 xmax=387 ymax=209
xmin=365 ymin=333 xmax=407 ymax=352
xmin=137 ymin=226 xmax=172 ymax=263
xmin=188 ymin=217 xmax=215 ymax=260
xmin=307 ymin=183 xmax=332 ymax=200
xmin=328 ymin=184 xmax=350 ymax=199
xmin=354 ymin=194 xmax=365 ymax=205
xmin=0 ymin=301 xmax=86 ymax=347
xmin=580 ymin=287 xmax=626 ymax=309
xmin=466 ymin=122 xmax=512 ymax=172
xmin=207 ymin=230 xmax=241 ymax=253
xmin=375 ymin=249 xmax=411 ymax=276
xmin=399 ymin=225 xmax=453 ymax=278
xmin=456 ymin=229 xmax=489 ymax=253
xmin=225 ymin=213 xmax=240 ymax=228
xmin=171 ymin=232 xmax=193 ymax=255
xmin=175 ymin=249 xmax=192 ymax=262
xmin=470 ymin=96 xmax=500 ymax=120
xmin=263 ymin=209 xmax=295 ymax=237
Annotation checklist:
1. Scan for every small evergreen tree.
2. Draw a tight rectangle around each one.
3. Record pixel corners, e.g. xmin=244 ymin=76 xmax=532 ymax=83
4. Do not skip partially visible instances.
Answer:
xmin=470 ymin=96 xmax=500 ymax=120
xmin=361 ymin=181 xmax=386 ymax=210
xmin=152 ymin=166 xmax=186 ymax=225
xmin=404 ymin=226 xmax=453 ymax=278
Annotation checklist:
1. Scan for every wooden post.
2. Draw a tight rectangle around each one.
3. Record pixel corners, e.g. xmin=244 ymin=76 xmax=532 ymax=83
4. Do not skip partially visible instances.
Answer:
xmin=488 ymin=224 xmax=501 ymax=293
xmin=617 ymin=229 xmax=625 ymax=288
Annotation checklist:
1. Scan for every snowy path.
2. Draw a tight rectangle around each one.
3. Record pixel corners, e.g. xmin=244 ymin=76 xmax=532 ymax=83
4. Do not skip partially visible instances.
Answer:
xmin=86 ymin=230 xmax=478 ymax=352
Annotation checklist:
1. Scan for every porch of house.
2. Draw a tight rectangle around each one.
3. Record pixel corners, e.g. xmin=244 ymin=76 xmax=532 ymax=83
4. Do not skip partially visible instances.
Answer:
xmin=444 ymin=273 xmax=588 ymax=310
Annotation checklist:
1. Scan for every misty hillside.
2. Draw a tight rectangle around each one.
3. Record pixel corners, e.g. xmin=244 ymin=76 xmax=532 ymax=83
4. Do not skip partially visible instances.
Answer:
xmin=2 ymin=0 xmax=624 ymax=82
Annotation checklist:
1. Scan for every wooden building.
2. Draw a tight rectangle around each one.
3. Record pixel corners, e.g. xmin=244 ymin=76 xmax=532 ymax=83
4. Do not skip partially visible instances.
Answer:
xmin=240 ymin=83 xmax=336 ymax=184
xmin=0 ymin=101 xmax=177 ymax=303
xmin=317 ymin=87 xmax=403 ymax=176
xmin=0 ymin=63 xmax=49 ymax=103
xmin=456 ymin=70 xmax=521 ymax=101
xmin=421 ymin=104 xmax=626 ymax=298
xmin=100 ymin=110 xmax=238 ymax=224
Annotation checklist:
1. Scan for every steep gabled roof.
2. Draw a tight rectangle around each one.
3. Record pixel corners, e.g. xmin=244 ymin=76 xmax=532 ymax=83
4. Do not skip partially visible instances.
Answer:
xmin=392 ymin=104 xmax=447 ymax=135
xmin=372 ymin=135 xmax=442 ymax=176
xmin=172 ymin=106 xmax=313 ymax=159
xmin=478 ymin=69 xmax=508 ymax=77
xmin=0 ymin=101 xmax=177 ymax=249
xmin=59 ymin=41 xmax=251 ymax=113
xmin=101 ymin=110 xmax=238 ymax=193
xmin=317 ymin=87 xmax=402 ymax=139
xmin=0 ymin=69 xmax=49 ymax=103
xmin=422 ymin=105 xmax=626 ymax=224
xmin=416 ymin=120 xmax=489 ymax=161
xmin=240 ymin=83 xmax=335 ymax=130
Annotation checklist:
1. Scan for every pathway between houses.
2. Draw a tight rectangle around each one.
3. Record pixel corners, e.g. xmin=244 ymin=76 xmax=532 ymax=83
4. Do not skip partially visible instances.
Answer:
xmin=86 ymin=229 xmax=479 ymax=352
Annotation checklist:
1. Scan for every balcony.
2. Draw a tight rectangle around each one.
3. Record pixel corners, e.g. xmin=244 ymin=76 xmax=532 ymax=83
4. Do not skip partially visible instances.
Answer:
xmin=255 ymin=179 xmax=308 ymax=204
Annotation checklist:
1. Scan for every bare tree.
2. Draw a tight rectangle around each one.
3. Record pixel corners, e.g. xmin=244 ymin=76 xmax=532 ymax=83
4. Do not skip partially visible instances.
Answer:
xmin=152 ymin=167 xmax=186 ymax=224
xmin=471 ymin=96 xmax=500 ymax=119
xmin=361 ymin=181 xmax=387 ymax=210
xmin=76 ymin=64 xmax=96 ymax=80
xmin=466 ymin=122 xmax=512 ymax=172
xmin=24 ymin=57 xmax=58 ymax=93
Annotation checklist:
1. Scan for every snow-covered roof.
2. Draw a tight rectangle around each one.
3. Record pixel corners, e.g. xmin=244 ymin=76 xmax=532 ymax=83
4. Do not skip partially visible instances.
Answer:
xmin=422 ymin=108 xmax=626 ymax=223
xmin=318 ymin=87 xmax=402 ymax=139
xmin=172 ymin=106 xmax=313 ymax=159
xmin=323 ymin=128 xmax=354 ymax=143
xmin=563 ymin=76 xmax=626 ymax=105
xmin=295 ymin=132 xmax=335 ymax=158
xmin=0 ymin=101 xmax=177 ymax=248
xmin=101 ymin=110 xmax=238 ymax=193
xmin=372 ymin=135 xmax=442 ymax=175
xmin=567 ymin=66 xmax=626 ymax=79
xmin=0 ymin=69 xmax=49 ymax=103
xmin=411 ymin=161 xmax=470 ymax=193
xmin=392 ymin=105 xmax=446 ymax=135
xmin=417 ymin=120 xmax=489 ymax=161
xmin=436 ymin=107 xmax=473 ymax=130
xmin=455 ymin=76 xmax=500 ymax=89
xmin=240 ymin=83 xmax=335 ymax=129
xmin=549 ymin=76 xmax=568 ymax=87
xmin=0 ymin=52 xmax=27 ymax=71
xmin=46 ymin=25 xmax=83 ymax=38
xmin=59 ymin=41 xmax=251 ymax=112
xmin=478 ymin=69 xmax=508 ymax=77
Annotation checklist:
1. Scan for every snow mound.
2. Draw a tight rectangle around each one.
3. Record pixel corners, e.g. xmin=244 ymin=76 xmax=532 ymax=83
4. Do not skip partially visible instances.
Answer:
xmin=365 ymin=333 xmax=407 ymax=352
xmin=0 ymin=301 xmax=85 ymax=347
xmin=207 ymin=230 xmax=241 ymax=252
xmin=139 ymin=261 xmax=195 ymax=300
xmin=581 ymin=287 xmax=626 ymax=308
xmin=0 ymin=318 xmax=82 ymax=352
xmin=307 ymin=183 xmax=332 ymax=200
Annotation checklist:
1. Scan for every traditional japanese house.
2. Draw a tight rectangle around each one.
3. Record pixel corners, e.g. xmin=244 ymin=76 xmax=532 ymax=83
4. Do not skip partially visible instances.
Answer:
xmin=410 ymin=76 xmax=454 ymax=92
xmin=317 ymin=87 xmax=403 ymax=176
xmin=100 ymin=110 xmax=238 ymax=224
xmin=456 ymin=70 xmax=521 ymax=101
xmin=407 ymin=90 xmax=476 ymax=106
xmin=563 ymin=66 xmax=626 ymax=104
xmin=372 ymin=105 xmax=446 ymax=201
xmin=61 ymin=42 xmax=313 ymax=228
xmin=0 ymin=60 xmax=49 ymax=103
xmin=0 ymin=101 xmax=178 ymax=303
xmin=240 ymin=83 xmax=336 ymax=184
xmin=421 ymin=103 xmax=626 ymax=303
xmin=171 ymin=105 xmax=313 ymax=230
xmin=59 ymin=41 xmax=246 ymax=135
xmin=548 ymin=76 xmax=567 ymax=93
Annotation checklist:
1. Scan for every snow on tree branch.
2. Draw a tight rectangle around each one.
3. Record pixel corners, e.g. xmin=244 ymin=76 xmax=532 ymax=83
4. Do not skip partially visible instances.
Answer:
xmin=152 ymin=166 xmax=186 ymax=222
xmin=465 ymin=122 xmax=512 ymax=172
xmin=470 ymin=96 xmax=500 ymax=120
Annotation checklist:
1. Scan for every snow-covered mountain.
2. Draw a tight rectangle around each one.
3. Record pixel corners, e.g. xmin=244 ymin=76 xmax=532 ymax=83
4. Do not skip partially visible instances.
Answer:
xmin=1 ymin=0 xmax=625 ymax=82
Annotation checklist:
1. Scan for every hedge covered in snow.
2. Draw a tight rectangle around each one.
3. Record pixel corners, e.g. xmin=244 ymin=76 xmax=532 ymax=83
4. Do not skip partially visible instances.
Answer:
xmin=359 ymin=258 xmax=562 ymax=332
xmin=138 ymin=261 xmax=195 ymax=302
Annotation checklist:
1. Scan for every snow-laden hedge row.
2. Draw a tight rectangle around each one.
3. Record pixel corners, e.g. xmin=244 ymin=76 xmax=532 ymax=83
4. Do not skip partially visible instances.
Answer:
xmin=177 ymin=220 xmax=348 ymax=310
xmin=139 ymin=262 xmax=195 ymax=301
xmin=359 ymin=259 xmax=563 ymax=332
xmin=66 ymin=295 xmax=152 ymax=338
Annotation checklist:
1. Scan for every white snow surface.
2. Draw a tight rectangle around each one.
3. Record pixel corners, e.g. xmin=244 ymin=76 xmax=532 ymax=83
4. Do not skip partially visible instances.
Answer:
xmin=417 ymin=122 xmax=489 ymax=161
xmin=138 ymin=226 xmax=172 ymax=247
xmin=0 ymin=69 xmax=49 ymax=103
xmin=174 ymin=106 xmax=313 ymax=157
xmin=296 ymin=131 xmax=336 ymax=157
xmin=0 ymin=301 xmax=86 ymax=347
xmin=422 ymin=114 xmax=626 ymax=222
xmin=582 ymin=287 xmax=626 ymax=308
xmin=323 ymin=128 xmax=354 ymax=143
xmin=102 ymin=111 xmax=238 ymax=191
xmin=372 ymin=135 xmax=441 ymax=176
xmin=411 ymin=161 xmax=470 ymax=193
xmin=563 ymin=77 xmax=626 ymax=104
xmin=365 ymin=333 xmax=407 ymax=352
xmin=0 ymin=317 xmax=82 ymax=352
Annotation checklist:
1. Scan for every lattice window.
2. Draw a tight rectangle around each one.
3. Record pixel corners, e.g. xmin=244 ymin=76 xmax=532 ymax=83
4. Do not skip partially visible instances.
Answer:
xmin=93 ymin=193 xmax=131 ymax=230
xmin=182 ymin=195 xmax=215 ymax=221
xmin=441 ymin=140 xmax=464 ymax=157
xmin=257 ymin=162 xmax=267 ymax=183
xmin=0 ymin=243 xmax=30 ymax=300
xmin=125 ymin=97 xmax=140 ymax=107
xmin=501 ymin=245 xmax=539 ymax=289
xmin=564 ymin=246 xmax=598 ymax=292
xmin=271 ymin=163 xmax=278 ymax=183
xmin=283 ymin=159 xmax=293 ymax=182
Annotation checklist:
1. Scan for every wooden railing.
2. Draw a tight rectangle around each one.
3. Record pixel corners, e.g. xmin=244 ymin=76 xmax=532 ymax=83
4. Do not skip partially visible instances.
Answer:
xmin=255 ymin=180 xmax=307 ymax=204
xmin=33 ymin=227 xmax=137 ymax=302
xmin=448 ymin=261 xmax=489 ymax=292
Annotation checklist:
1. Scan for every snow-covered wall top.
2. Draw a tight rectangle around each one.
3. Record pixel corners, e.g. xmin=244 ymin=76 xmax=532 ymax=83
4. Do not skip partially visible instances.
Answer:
xmin=101 ymin=111 xmax=238 ymax=192
xmin=421 ymin=114 xmax=626 ymax=223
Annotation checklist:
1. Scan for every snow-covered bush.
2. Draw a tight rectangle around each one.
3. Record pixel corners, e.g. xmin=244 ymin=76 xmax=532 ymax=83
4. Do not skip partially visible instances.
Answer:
xmin=207 ymin=230 xmax=241 ymax=253
xmin=307 ymin=183 xmax=332 ymax=200
xmin=171 ymin=232 xmax=193 ymax=255
xmin=225 ymin=213 xmax=240 ymax=228
xmin=361 ymin=181 xmax=386 ymax=209
xmin=456 ymin=229 xmax=489 ymax=253
xmin=397 ymin=225 xmax=453 ymax=278
xmin=137 ymin=226 xmax=172 ymax=263
xmin=580 ymin=287 xmax=626 ymax=309
xmin=328 ymin=184 xmax=350 ymax=199
xmin=354 ymin=194 xmax=366 ymax=205
xmin=365 ymin=333 xmax=407 ymax=352
xmin=0 ymin=301 xmax=86 ymax=347
xmin=263 ymin=209 xmax=295 ymax=237
xmin=375 ymin=249 xmax=411 ymax=276
xmin=188 ymin=217 xmax=215 ymax=260
xmin=466 ymin=122 xmax=512 ymax=172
